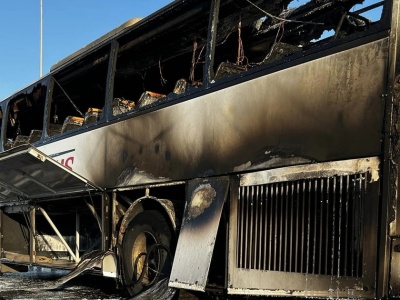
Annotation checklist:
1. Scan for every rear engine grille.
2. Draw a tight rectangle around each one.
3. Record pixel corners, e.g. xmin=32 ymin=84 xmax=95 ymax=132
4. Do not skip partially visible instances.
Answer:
xmin=236 ymin=173 xmax=366 ymax=277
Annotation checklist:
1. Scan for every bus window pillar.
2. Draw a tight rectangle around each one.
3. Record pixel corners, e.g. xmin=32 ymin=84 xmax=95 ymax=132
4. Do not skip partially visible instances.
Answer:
xmin=203 ymin=0 xmax=220 ymax=87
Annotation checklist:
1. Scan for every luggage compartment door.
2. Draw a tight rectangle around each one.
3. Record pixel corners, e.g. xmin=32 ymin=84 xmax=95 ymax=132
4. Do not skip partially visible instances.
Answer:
xmin=0 ymin=145 xmax=101 ymax=204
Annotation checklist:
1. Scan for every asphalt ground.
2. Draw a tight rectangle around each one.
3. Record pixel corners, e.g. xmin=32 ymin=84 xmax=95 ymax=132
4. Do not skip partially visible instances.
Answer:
xmin=0 ymin=267 xmax=127 ymax=300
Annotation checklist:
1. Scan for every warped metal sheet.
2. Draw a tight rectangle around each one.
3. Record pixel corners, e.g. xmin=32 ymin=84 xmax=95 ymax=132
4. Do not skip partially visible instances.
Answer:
xmin=0 ymin=145 xmax=101 ymax=204
xmin=169 ymin=176 xmax=229 ymax=291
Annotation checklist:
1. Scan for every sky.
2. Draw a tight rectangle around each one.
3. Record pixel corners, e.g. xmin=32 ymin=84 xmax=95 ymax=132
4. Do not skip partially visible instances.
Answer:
xmin=0 ymin=1 xmax=172 ymax=100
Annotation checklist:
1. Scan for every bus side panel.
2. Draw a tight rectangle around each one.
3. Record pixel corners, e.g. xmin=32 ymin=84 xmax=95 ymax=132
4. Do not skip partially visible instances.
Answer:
xmin=38 ymin=38 xmax=388 ymax=189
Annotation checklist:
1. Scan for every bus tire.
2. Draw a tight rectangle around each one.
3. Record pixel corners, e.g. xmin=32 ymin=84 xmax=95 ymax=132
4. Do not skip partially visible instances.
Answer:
xmin=121 ymin=210 xmax=173 ymax=296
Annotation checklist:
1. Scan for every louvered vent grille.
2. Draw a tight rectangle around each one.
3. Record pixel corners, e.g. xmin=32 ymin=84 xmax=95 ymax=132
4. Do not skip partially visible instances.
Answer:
xmin=236 ymin=173 xmax=366 ymax=277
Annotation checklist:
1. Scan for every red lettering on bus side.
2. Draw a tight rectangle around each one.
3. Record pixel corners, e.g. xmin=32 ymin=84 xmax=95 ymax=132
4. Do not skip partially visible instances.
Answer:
xmin=65 ymin=157 xmax=74 ymax=170
xmin=59 ymin=157 xmax=74 ymax=170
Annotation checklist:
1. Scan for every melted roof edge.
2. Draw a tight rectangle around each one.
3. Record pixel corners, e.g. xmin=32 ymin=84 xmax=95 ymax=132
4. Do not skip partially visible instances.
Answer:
xmin=50 ymin=18 xmax=142 ymax=72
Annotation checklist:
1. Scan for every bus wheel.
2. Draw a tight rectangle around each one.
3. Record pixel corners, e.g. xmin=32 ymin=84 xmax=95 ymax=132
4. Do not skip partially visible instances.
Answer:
xmin=122 ymin=210 xmax=173 ymax=296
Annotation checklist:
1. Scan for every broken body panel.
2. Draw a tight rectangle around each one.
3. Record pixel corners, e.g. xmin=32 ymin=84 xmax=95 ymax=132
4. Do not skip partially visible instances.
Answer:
xmin=0 ymin=0 xmax=398 ymax=298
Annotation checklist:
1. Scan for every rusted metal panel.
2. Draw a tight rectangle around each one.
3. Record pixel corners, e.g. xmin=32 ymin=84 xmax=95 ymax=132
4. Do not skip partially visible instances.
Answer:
xmin=169 ymin=176 xmax=229 ymax=291
xmin=0 ymin=145 xmax=101 ymax=204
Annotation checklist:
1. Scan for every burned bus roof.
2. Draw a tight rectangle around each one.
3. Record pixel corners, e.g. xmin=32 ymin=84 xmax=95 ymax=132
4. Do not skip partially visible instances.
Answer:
xmin=50 ymin=0 xmax=185 ymax=73
xmin=50 ymin=18 xmax=142 ymax=72
xmin=50 ymin=0 xmax=377 ymax=73
xmin=48 ymin=0 xmax=294 ymax=73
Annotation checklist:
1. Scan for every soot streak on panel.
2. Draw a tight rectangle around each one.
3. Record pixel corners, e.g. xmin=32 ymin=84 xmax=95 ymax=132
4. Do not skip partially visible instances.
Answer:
xmin=169 ymin=177 xmax=229 ymax=290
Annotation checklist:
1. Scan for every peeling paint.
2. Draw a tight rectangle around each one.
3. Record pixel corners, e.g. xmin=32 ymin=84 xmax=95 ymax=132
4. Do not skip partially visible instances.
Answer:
xmin=233 ymin=161 xmax=252 ymax=172
xmin=187 ymin=184 xmax=216 ymax=220
xmin=116 ymin=166 xmax=169 ymax=186
xmin=240 ymin=157 xmax=380 ymax=187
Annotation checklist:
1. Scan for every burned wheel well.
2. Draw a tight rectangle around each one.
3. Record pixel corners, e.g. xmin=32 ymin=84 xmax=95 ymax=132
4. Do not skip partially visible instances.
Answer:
xmin=115 ymin=183 xmax=186 ymax=246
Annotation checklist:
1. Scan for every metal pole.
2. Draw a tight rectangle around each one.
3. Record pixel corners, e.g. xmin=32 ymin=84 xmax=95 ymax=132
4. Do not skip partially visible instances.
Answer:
xmin=40 ymin=0 xmax=43 ymax=77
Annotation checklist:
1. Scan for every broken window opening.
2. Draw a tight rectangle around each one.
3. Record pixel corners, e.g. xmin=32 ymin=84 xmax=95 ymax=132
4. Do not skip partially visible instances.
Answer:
xmin=211 ymin=0 xmax=385 ymax=83
xmin=47 ymin=45 xmax=110 ymax=137
xmin=112 ymin=2 xmax=212 ymax=117
xmin=4 ymin=82 xmax=47 ymax=150
xmin=352 ymin=0 xmax=384 ymax=22
xmin=310 ymin=29 xmax=335 ymax=43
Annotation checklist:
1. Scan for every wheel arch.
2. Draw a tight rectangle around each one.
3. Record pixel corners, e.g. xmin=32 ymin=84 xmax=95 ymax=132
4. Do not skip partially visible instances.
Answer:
xmin=117 ymin=195 xmax=178 ymax=246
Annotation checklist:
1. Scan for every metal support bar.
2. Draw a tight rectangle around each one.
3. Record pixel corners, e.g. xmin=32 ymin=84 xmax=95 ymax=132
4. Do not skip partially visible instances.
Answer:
xmin=105 ymin=41 xmax=119 ymax=121
xmin=38 ymin=207 xmax=78 ymax=262
xmin=75 ymin=211 xmax=80 ymax=262
xmin=111 ymin=192 xmax=117 ymax=248
xmin=353 ymin=1 xmax=384 ymax=14
xmin=85 ymin=198 xmax=102 ymax=231
xmin=102 ymin=194 xmax=110 ymax=251
xmin=29 ymin=208 xmax=36 ymax=264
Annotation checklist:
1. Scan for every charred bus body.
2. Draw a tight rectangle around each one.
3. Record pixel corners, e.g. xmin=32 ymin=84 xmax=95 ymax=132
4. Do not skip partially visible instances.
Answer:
xmin=0 ymin=0 xmax=397 ymax=298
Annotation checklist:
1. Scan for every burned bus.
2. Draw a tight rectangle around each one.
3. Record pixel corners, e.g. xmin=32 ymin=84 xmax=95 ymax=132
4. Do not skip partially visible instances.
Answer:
xmin=0 ymin=0 xmax=397 ymax=298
